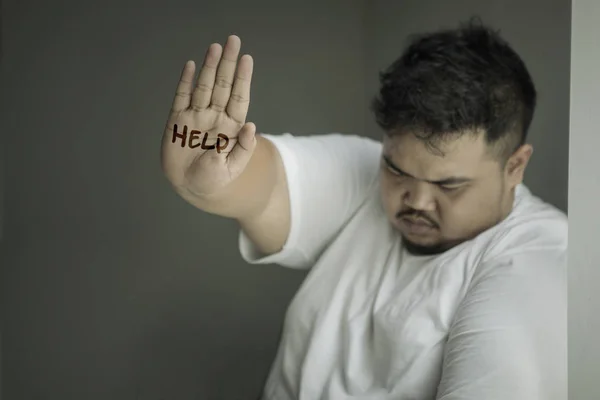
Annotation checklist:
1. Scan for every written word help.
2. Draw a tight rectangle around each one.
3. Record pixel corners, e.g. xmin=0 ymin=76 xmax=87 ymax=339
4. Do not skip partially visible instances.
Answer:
xmin=172 ymin=124 xmax=229 ymax=154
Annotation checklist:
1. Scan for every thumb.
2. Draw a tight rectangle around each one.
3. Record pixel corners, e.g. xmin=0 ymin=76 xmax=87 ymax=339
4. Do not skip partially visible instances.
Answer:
xmin=227 ymin=122 xmax=257 ymax=166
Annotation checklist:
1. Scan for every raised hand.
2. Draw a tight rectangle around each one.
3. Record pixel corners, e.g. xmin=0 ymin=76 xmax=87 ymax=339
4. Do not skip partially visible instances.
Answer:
xmin=161 ymin=35 xmax=257 ymax=197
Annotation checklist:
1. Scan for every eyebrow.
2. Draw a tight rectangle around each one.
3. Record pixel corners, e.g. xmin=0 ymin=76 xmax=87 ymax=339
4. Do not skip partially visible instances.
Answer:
xmin=382 ymin=155 xmax=473 ymax=186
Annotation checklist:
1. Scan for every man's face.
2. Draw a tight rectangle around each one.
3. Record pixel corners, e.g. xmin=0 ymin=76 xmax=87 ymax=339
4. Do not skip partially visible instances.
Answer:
xmin=380 ymin=131 xmax=528 ymax=256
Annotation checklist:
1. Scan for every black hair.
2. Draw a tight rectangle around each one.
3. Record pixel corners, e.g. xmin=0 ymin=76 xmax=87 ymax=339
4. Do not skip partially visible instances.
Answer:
xmin=371 ymin=17 xmax=537 ymax=166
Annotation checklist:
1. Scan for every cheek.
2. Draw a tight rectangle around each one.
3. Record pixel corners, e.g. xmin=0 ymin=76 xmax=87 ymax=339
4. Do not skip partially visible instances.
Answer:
xmin=379 ymin=174 xmax=401 ymax=215
xmin=439 ymin=192 xmax=494 ymax=232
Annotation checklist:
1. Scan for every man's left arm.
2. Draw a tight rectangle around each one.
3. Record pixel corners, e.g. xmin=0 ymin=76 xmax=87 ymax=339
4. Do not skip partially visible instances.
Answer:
xmin=435 ymin=249 xmax=567 ymax=400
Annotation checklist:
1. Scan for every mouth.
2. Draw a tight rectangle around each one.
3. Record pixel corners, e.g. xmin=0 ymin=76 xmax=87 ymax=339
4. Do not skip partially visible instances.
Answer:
xmin=399 ymin=217 xmax=436 ymax=235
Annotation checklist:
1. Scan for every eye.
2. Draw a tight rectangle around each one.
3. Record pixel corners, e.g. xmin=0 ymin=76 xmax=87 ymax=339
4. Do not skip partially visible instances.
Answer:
xmin=439 ymin=185 xmax=460 ymax=192
xmin=386 ymin=165 xmax=405 ymax=176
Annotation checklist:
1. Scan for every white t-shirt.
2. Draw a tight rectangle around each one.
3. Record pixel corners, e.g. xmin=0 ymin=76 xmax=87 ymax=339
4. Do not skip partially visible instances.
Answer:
xmin=238 ymin=133 xmax=567 ymax=400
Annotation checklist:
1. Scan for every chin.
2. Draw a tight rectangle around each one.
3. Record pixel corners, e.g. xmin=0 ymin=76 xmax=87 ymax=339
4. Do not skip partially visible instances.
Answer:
xmin=400 ymin=234 xmax=448 ymax=256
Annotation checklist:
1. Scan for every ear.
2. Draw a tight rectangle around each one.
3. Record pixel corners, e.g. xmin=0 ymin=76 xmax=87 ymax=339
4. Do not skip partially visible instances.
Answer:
xmin=504 ymin=144 xmax=533 ymax=186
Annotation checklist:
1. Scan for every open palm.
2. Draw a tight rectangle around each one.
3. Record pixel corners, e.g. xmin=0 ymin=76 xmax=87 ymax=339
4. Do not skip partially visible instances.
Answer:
xmin=161 ymin=35 xmax=257 ymax=197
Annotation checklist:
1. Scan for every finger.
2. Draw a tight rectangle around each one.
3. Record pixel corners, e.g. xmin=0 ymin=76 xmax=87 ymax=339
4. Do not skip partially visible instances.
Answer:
xmin=210 ymin=35 xmax=241 ymax=112
xmin=190 ymin=43 xmax=223 ymax=111
xmin=226 ymin=122 xmax=257 ymax=167
xmin=226 ymin=54 xmax=253 ymax=125
xmin=171 ymin=60 xmax=196 ymax=113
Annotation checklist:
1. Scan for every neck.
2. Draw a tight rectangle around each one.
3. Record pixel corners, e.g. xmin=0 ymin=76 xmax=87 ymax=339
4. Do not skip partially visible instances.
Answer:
xmin=498 ymin=185 xmax=517 ymax=223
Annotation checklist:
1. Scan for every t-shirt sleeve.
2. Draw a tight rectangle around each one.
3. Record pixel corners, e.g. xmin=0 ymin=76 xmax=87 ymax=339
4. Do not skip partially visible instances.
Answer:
xmin=435 ymin=249 xmax=567 ymax=400
xmin=238 ymin=132 xmax=382 ymax=269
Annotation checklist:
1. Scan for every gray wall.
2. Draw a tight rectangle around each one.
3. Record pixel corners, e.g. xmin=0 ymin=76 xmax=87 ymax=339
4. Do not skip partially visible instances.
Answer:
xmin=1 ymin=1 xmax=570 ymax=399
xmin=568 ymin=0 xmax=600 ymax=397
xmin=0 ymin=0 xmax=366 ymax=398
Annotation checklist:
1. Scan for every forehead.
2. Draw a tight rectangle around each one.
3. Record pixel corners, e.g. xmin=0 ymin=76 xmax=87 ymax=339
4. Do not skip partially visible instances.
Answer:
xmin=382 ymin=131 xmax=493 ymax=176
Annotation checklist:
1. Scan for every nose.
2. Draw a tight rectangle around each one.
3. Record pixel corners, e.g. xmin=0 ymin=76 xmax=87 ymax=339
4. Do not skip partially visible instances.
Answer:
xmin=402 ymin=181 xmax=436 ymax=212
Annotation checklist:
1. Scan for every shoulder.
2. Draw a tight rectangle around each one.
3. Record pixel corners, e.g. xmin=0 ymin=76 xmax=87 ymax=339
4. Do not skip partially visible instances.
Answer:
xmin=261 ymin=132 xmax=382 ymax=165
xmin=465 ymin=184 xmax=567 ymax=293
xmin=479 ymin=184 xmax=567 ymax=264
xmin=261 ymin=131 xmax=383 ymax=195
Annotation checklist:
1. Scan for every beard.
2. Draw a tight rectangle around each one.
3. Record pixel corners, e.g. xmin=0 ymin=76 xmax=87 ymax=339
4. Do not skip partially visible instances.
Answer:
xmin=400 ymin=233 xmax=450 ymax=256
